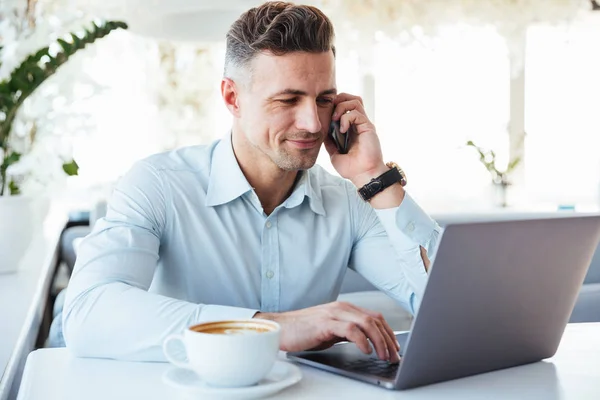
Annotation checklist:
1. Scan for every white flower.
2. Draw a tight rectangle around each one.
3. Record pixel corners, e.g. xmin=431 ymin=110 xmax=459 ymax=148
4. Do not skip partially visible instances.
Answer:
xmin=0 ymin=19 xmax=20 ymax=81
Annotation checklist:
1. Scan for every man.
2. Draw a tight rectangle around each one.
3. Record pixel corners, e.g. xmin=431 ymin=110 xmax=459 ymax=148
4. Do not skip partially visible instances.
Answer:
xmin=63 ymin=1 xmax=441 ymax=364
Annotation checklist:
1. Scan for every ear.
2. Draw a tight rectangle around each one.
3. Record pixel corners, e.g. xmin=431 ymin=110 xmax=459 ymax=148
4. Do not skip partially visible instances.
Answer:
xmin=221 ymin=78 xmax=241 ymax=118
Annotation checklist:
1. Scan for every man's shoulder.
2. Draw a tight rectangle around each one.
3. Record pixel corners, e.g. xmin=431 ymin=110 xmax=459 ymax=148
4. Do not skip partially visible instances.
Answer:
xmin=139 ymin=141 xmax=219 ymax=176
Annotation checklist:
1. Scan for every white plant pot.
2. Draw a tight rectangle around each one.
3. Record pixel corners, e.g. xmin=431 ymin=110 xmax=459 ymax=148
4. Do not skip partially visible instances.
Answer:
xmin=0 ymin=196 xmax=34 ymax=274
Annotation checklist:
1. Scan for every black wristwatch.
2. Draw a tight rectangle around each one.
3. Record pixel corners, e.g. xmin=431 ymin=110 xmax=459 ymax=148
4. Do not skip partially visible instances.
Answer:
xmin=358 ymin=162 xmax=407 ymax=202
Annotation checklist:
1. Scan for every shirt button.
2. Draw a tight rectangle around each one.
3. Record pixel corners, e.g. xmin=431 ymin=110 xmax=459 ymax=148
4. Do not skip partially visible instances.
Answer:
xmin=406 ymin=222 xmax=415 ymax=233
xmin=265 ymin=221 xmax=272 ymax=229
xmin=266 ymin=270 xmax=274 ymax=279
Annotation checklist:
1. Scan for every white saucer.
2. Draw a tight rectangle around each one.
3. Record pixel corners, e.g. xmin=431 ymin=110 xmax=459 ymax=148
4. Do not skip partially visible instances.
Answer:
xmin=162 ymin=361 xmax=302 ymax=399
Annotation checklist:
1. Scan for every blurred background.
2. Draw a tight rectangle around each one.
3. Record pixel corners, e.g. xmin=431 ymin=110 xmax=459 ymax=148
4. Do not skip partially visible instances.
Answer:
xmin=2 ymin=0 xmax=600 ymax=214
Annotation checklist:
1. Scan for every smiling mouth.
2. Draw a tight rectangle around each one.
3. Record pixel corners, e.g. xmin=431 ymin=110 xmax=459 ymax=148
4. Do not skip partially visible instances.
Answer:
xmin=287 ymin=138 xmax=320 ymax=149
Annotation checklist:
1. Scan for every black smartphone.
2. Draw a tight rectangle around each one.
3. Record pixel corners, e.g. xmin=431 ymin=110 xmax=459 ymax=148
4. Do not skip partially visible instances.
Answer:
xmin=329 ymin=119 xmax=350 ymax=154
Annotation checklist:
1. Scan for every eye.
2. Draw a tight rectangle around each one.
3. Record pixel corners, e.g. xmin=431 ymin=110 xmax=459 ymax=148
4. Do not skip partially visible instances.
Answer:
xmin=278 ymin=98 xmax=298 ymax=104
xmin=317 ymin=97 xmax=334 ymax=106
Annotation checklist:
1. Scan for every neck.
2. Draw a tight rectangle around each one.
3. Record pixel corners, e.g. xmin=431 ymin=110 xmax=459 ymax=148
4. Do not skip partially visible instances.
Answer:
xmin=231 ymin=129 xmax=299 ymax=215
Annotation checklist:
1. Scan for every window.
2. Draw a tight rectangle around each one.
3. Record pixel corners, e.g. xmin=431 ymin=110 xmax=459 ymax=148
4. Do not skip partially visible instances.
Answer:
xmin=525 ymin=15 xmax=600 ymax=209
xmin=371 ymin=27 xmax=510 ymax=212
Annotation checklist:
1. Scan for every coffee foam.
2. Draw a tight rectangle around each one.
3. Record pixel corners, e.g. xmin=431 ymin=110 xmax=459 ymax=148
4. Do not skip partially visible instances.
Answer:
xmin=191 ymin=320 xmax=276 ymax=335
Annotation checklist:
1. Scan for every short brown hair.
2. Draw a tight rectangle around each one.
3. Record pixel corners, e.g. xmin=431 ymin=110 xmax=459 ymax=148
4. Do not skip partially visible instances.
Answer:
xmin=224 ymin=1 xmax=335 ymax=80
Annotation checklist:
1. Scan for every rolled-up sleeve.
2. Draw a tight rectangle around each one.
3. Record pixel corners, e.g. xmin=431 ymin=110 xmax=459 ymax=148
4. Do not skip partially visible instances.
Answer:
xmin=348 ymin=185 xmax=441 ymax=315
xmin=62 ymin=161 xmax=257 ymax=361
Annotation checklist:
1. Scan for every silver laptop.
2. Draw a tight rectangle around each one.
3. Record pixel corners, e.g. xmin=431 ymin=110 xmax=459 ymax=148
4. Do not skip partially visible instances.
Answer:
xmin=287 ymin=215 xmax=600 ymax=390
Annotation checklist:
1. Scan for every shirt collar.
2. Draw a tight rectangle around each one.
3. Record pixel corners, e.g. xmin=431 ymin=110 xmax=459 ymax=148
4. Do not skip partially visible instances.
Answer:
xmin=283 ymin=170 xmax=326 ymax=216
xmin=205 ymin=134 xmax=254 ymax=207
xmin=205 ymin=133 xmax=326 ymax=217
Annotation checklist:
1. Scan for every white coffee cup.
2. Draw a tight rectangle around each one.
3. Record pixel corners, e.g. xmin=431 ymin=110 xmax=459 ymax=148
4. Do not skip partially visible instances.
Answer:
xmin=163 ymin=319 xmax=280 ymax=388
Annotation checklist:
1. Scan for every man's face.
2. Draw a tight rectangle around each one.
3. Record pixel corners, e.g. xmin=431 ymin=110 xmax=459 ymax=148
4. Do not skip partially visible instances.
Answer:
xmin=236 ymin=51 xmax=336 ymax=171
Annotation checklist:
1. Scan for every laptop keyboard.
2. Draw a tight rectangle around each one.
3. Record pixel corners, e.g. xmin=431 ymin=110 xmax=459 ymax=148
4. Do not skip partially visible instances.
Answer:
xmin=342 ymin=358 xmax=400 ymax=379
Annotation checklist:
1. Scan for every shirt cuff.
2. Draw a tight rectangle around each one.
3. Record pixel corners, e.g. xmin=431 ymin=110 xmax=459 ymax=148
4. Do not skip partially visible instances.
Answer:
xmin=197 ymin=305 xmax=259 ymax=323
xmin=375 ymin=192 xmax=438 ymax=249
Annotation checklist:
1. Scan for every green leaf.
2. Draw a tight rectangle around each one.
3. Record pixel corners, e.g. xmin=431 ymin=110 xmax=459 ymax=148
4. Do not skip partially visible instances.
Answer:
xmin=0 ymin=93 xmax=14 ymax=109
xmin=83 ymin=28 xmax=94 ymax=42
xmin=8 ymin=180 xmax=21 ymax=195
xmin=57 ymin=38 xmax=74 ymax=54
xmin=5 ymin=152 xmax=21 ymax=166
xmin=0 ymin=82 xmax=11 ymax=94
xmin=9 ymin=76 xmax=29 ymax=91
xmin=71 ymin=33 xmax=83 ymax=49
xmin=62 ymin=160 xmax=79 ymax=176
xmin=30 ymin=66 xmax=45 ymax=82
xmin=34 ymin=47 xmax=50 ymax=61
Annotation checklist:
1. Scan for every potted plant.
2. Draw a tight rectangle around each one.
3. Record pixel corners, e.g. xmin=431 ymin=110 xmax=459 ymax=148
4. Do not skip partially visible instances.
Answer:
xmin=466 ymin=140 xmax=521 ymax=208
xmin=0 ymin=20 xmax=127 ymax=273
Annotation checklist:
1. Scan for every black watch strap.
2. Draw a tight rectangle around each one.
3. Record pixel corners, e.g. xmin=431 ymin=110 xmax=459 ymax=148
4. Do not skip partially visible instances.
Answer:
xmin=358 ymin=167 xmax=402 ymax=202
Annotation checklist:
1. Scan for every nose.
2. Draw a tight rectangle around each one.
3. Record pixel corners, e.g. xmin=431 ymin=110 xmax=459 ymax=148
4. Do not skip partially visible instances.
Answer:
xmin=295 ymin=101 xmax=322 ymax=134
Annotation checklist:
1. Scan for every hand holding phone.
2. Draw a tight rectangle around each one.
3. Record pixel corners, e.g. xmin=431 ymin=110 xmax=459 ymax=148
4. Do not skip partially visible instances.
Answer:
xmin=329 ymin=119 xmax=350 ymax=154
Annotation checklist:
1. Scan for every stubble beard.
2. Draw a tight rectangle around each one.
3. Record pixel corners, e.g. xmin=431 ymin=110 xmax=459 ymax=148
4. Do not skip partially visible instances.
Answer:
xmin=272 ymin=146 xmax=320 ymax=171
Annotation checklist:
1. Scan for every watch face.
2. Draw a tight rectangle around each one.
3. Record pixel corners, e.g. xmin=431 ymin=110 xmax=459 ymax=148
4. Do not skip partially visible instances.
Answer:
xmin=398 ymin=170 xmax=407 ymax=187
xmin=386 ymin=162 xmax=407 ymax=187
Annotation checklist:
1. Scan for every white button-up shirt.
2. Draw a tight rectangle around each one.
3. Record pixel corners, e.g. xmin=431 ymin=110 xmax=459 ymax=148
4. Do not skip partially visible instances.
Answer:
xmin=63 ymin=134 xmax=441 ymax=361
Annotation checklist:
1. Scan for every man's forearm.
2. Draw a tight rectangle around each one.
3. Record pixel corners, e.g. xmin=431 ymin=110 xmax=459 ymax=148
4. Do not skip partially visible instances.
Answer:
xmin=352 ymin=163 xmax=437 ymax=273
xmin=63 ymin=282 xmax=257 ymax=361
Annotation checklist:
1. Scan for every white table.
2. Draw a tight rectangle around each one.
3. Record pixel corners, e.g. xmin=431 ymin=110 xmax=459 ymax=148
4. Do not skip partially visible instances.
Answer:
xmin=0 ymin=204 xmax=68 ymax=400
xmin=16 ymin=323 xmax=600 ymax=399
